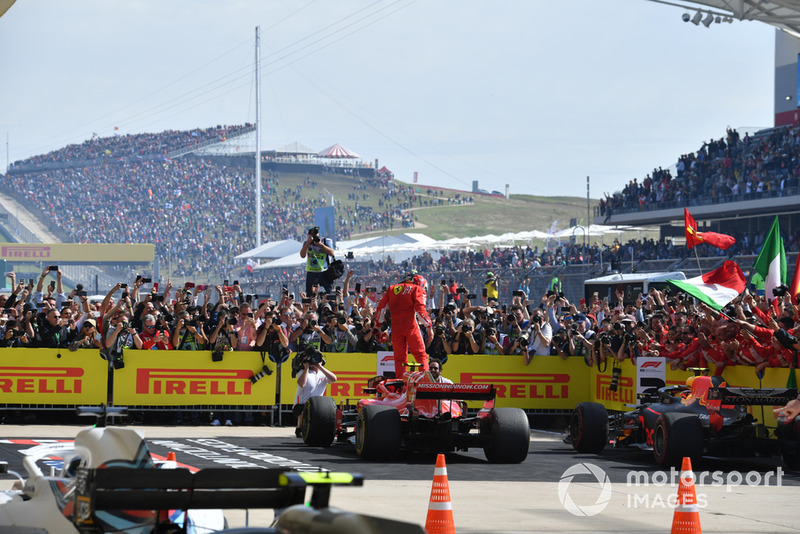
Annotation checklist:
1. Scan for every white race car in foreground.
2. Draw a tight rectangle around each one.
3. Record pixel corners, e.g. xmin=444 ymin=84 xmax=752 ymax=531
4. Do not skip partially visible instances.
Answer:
xmin=0 ymin=407 xmax=425 ymax=534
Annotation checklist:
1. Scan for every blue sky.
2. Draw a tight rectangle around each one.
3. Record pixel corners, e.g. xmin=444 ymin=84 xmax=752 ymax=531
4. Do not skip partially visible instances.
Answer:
xmin=0 ymin=0 xmax=776 ymax=198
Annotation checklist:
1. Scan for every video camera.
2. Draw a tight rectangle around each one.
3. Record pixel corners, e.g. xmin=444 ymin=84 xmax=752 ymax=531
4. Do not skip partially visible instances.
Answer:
xmin=773 ymin=284 xmax=790 ymax=297
xmin=291 ymin=346 xmax=326 ymax=378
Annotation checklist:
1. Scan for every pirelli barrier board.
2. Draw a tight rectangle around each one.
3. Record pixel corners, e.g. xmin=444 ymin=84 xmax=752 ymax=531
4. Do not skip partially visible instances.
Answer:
xmin=0 ymin=349 xmax=108 ymax=404
xmin=113 ymin=350 xmax=277 ymax=406
xmin=0 ymin=349 xmax=795 ymax=416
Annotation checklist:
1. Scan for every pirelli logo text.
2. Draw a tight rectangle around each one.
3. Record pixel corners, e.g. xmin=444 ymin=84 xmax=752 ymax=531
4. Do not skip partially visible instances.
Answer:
xmin=136 ymin=369 xmax=253 ymax=396
xmin=596 ymin=374 xmax=635 ymax=403
xmin=0 ymin=245 xmax=51 ymax=259
xmin=328 ymin=371 xmax=376 ymax=398
xmin=459 ymin=373 xmax=570 ymax=399
xmin=0 ymin=367 xmax=83 ymax=394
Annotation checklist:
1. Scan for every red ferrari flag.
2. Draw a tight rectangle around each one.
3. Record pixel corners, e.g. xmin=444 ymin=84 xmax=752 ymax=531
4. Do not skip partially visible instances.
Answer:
xmin=790 ymin=251 xmax=800 ymax=303
xmin=684 ymin=208 xmax=736 ymax=250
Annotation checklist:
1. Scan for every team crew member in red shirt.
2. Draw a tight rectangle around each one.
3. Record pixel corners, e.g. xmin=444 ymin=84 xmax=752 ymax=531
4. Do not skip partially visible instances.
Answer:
xmin=374 ymin=274 xmax=433 ymax=378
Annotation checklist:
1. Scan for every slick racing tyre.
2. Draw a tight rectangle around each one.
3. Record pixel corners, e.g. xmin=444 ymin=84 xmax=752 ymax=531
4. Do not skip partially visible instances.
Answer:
xmin=652 ymin=412 xmax=703 ymax=468
xmin=482 ymin=407 xmax=530 ymax=463
xmin=355 ymin=404 xmax=401 ymax=460
xmin=569 ymin=402 xmax=609 ymax=454
xmin=302 ymin=396 xmax=337 ymax=447
xmin=776 ymin=416 xmax=800 ymax=470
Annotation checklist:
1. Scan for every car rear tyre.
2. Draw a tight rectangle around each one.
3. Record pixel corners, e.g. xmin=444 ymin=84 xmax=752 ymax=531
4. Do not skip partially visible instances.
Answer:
xmin=482 ymin=408 xmax=530 ymax=463
xmin=652 ymin=412 xmax=703 ymax=468
xmin=302 ymin=396 xmax=337 ymax=447
xmin=570 ymin=402 xmax=609 ymax=454
xmin=355 ymin=404 xmax=401 ymax=460
xmin=776 ymin=417 xmax=800 ymax=470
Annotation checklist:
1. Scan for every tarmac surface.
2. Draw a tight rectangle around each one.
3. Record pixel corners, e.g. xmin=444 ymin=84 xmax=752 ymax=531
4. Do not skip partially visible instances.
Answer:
xmin=1 ymin=423 xmax=800 ymax=533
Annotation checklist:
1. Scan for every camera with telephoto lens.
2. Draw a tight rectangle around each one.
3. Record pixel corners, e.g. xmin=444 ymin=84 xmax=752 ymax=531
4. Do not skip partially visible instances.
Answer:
xmin=461 ymin=324 xmax=472 ymax=333
xmin=112 ymin=354 xmax=125 ymax=370
xmin=308 ymin=226 xmax=321 ymax=243
xmin=212 ymin=349 xmax=224 ymax=362
xmin=570 ymin=324 xmax=578 ymax=332
xmin=625 ymin=332 xmax=637 ymax=344
xmin=250 ymin=364 xmax=273 ymax=384
xmin=485 ymin=327 xmax=496 ymax=337
xmin=272 ymin=316 xmax=282 ymax=326
xmin=609 ymin=366 xmax=622 ymax=392
xmin=435 ymin=324 xmax=445 ymax=336
xmin=532 ymin=315 xmax=542 ymax=325
xmin=518 ymin=331 xmax=531 ymax=347
xmin=227 ymin=317 xmax=238 ymax=326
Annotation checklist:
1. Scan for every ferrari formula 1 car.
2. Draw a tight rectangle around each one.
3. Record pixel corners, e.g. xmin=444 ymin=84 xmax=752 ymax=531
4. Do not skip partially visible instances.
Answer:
xmin=300 ymin=370 xmax=531 ymax=463
xmin=0 ymin=407 xmax=425 ymax=534
xmin=566 ymin=374 xmax=800 ymax=468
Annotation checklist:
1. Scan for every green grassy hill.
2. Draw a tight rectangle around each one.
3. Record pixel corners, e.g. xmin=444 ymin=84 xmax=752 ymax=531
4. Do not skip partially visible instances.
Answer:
xmin=271 ymin=171 xmax=600 ymax=242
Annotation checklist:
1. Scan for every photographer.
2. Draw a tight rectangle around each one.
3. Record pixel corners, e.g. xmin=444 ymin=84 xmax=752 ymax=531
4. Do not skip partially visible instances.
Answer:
xmin=172 ymin=310 xmax=208 ymax=350
xmin=103 ymin=312 xmax=141 ymax=369
xmin=354 ymin=316 xmax=380 ymax=352
xmin=67 ymin=318 xmax=102 ymax=350
xmin=451 ymin=318 xmax=480 ymax=354
xmin=291 ymin=312 xmax=332 ymax=352
xmin=324 ymin=311 xmax=357 ymax=353
xmin=0 ymin=319 xmax=30 ymax=348
xmin=293 ymin=349 xmax=337 ymax=438
xmin=566 ymin=315 xmax=596 ymax=364
xmin=549 ymin=328 xmax=570 ymax=359
xmin=209 ymin=310 xmax=239 ymax=354
xmin=426 ymin=316 xmax=453 ymax=359
xmin=255 ymin=311 xmax=289 ymax=355
xmin=299 ymin=226 xmax=335 ymax=295
xmin=524 ymin=311 xmax=552 ymax=365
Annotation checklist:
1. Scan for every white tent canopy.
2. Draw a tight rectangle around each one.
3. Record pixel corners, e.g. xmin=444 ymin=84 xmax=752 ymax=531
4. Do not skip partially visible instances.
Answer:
xmin=235 ymin=239 xmax=303 ymax=260
xmin=252 ymin=226 xmax=658 ymax=270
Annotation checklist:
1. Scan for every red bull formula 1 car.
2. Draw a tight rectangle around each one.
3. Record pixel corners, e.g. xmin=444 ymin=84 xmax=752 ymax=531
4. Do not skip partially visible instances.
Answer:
xmin=566 ymin=374 xmax=800 ymax=468
xmin=300 ymin=370 xmax=531 ymax=463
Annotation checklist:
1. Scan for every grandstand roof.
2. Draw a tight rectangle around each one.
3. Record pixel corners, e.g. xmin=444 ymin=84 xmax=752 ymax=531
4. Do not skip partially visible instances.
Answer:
xmin=659 ymin=0 xmax=800 ymax=37
xmin=274 ymin=141 xmax=317 ymax=155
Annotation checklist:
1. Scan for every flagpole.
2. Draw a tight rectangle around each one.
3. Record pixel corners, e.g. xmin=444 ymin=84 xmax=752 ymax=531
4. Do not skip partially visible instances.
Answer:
xmin=694 ymin=247 xmax=703 ymax=276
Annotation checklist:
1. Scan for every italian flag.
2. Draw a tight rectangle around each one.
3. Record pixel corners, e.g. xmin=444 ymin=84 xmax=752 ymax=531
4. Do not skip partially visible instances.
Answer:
xmin=752 ymin=216 xmax=786 ymax=301
xmin=667 ymin=261 xmax=746 ymax=310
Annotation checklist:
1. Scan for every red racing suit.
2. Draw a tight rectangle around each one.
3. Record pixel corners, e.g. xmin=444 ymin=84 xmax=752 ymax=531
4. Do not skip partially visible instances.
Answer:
xmin=374 ymin=282 xmax=432 ymax=378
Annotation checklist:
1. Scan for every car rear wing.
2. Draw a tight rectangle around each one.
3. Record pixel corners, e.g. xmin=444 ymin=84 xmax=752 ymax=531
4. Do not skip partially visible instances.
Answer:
xmin=72 ymin=467 xmax=362 ymax=531
xmin=414 ymin=383 xmax=496 ymax=400
xmin=707 ymin=387 xmax=798 ymax=406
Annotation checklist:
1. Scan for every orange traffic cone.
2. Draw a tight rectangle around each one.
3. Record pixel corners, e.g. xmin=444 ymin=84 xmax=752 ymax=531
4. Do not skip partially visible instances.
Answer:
xmin=166 ymin=451 xmax=176 ymax=462
xmin=425 ymin=454 xmax=455 ymax=534
xmin=670 ymin=457 xmax=702 ymax=534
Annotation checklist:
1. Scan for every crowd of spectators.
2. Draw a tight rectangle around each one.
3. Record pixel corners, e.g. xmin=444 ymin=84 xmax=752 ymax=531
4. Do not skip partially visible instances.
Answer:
xmin=6 ymin=265 xmax=797 ymax=379
xmin=8 ymin=126 xmax=253 ymax=169
xmin=1 ymin=127 xmax=478 ymax=281
xmin=600 ymin=125 xmax=800 ymax=217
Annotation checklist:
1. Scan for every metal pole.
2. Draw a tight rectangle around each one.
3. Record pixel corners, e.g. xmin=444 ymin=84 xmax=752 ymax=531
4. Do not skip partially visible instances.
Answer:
xmin=255 ymin=26 xmax=262 ymax=248
xmin=586 ymin=176 xmax=590 ymax=250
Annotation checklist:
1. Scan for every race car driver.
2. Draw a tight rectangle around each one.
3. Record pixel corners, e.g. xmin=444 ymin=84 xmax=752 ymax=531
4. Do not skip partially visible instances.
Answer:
xmin=374 ymin=273 xmax=433 ymax=378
